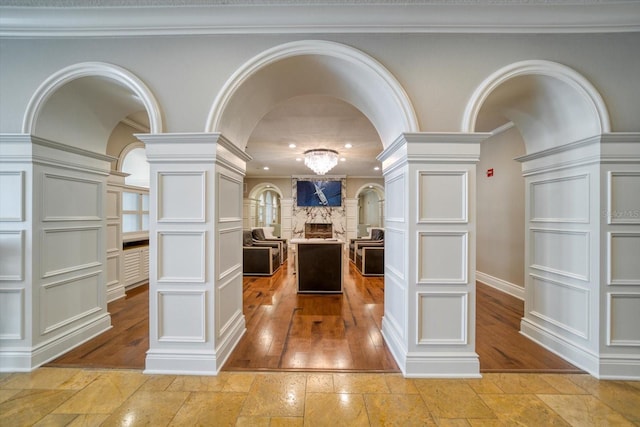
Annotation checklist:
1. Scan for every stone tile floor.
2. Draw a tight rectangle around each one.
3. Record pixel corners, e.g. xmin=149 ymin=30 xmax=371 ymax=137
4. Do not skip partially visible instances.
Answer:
xmin=1 ymin=368 xmax=639 ymax=426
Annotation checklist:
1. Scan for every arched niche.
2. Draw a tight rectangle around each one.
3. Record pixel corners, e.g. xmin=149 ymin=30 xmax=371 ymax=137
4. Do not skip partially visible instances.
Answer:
xmin=207 ymin=40 xmax=419 ymax=150
xmin=354 ymin=183 xmax=385 ymax=237
xmin=462 ymin=60 xmax=610 ymax=153
xmin=23 ymin=62 xmax=163 ymax=154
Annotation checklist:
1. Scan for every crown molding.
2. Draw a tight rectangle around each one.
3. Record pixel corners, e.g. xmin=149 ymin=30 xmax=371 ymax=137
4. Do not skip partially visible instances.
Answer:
xmin=2 ymin=3 xmax=640 ymax=37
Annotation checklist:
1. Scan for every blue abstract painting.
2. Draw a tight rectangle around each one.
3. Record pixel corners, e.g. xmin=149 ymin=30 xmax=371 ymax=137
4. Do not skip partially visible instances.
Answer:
xmin=297 ymin=180 xmax=342 ymax=207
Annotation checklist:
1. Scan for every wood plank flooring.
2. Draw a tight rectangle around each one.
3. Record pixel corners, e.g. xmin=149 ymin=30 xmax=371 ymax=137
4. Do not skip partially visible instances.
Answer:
xmin=46 ymin=259 xmax=581 ymax=373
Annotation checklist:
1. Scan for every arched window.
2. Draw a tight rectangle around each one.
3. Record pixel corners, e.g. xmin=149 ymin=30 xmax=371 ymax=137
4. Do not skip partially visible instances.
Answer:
xmin=121 ymin=147 xmax=149 ymax=188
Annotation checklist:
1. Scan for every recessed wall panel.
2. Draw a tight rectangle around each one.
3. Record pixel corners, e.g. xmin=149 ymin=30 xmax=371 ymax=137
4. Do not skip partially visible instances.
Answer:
xmin=530 ymin=275 xmax=589 ymax=339
xmin=0 ymin=289 xmax=24 ymax=339
xmin=418 ymin=171 xmax=467 ymax=223
xmin=106 ymin=190 xmax=120 ymax=220
xmin=531 ymin=229 xmax=589 ymax=281
xmin=0 ymin=171 xmax=24 ymax=221
xmin=106 ymin=254 xmax=119 ymax=287
xmin=158 ymin=172 xmax=205 ymax=222
xmin=531 ymin=175 xmax=589 ymax=223
xmin=218 ymin=174 xmax=242 ymax=221
xmin=218 ymin=228 xmax=242 ymax=279
xmin=607 ymin=293 xmax=640 ymax=346
xmin=386 ymin=174 xmax=405 ymax=221
xmin=42 ymin=174 xmax=101 ymax=221
xmin=418 ymin=232 xmax=468 ymax=284
xmin=418 ymin=292 xmax=468 ymax=344
xmin=158 ymin=290 xmax=206 ymax=342
xmin=106 ymin=223 xmax=120 ymax=252
xmin=217 ymin=273 xmax=242 ymax=337
xmin=158 ymin=231 xmax=205 ymax=282
xmin=42 ymin=227 xmax=101 ymax=278
xmin=41 ymin=272 xmax=101 ymax=334
xmin=385 ymin=228 xmax=405 ymax=279
xmin=608 ymin=172 xmax=640 ymax=224
xmin=0 ymin=231 xmax=23 ymax=280
xmin=608 ymin=233 xmax=640 ymax=285
xmin=385 ymin=275 xmax=405 ymax=340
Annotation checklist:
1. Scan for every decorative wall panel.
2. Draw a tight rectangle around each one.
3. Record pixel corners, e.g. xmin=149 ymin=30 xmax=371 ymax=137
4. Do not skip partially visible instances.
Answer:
xmin=157 ymin=231 xmax=205 ymax=282
xmin=607 ymin=293 xmax=640 ymax=346
xmin=0 ymin=171 xmax=24 ymax=221
xmin=531 ymin=229 xmax=589 ymax=281
xmin=41 ymin=227 xmax=100 ymax=278
xmin=218 ymin=174 xmax=242 ymax=221
xmin=106 ymin=254 xmax=119 ymax=287
xmin=158 ymin=290 xmax=206 ymax=342
xmin=608 ymin=172 xmax=640 ymax=224
xmin=40 ymin=272 xmax=101 ymax=334
xmin=418 ymin=171 xmax=467 ymax=223
xmin=386 ymin=174 xmax=405 ymax=221
xmin=0 ymin=231 xmax=23 ymax=280
xmin=418 ymin=232 xmax=468 ymax=284
xmin=217 ymin=273 xmax=242 ymax=337
xmin=42 ymin=174 xmax=101 ymax=221
xmin=531 ymin=174 xmax=589 ymax=223
xmin=106 ymin=223 xmax=120 ymax=253
xmin=608 ymin=232 xmax=640 ymax=285
xmin=217 ymin=227 xmax=242 ymax=279
xmin=106 ymin=190 xmax=120 ymax=220
xmin=530 ymin=274 xmax=589 ymax=339
xmin=385 ymin=228 xmax=404 ymax=279
xmin=0 ymin=289 xmax=23 ymax=339
xmin=384 ymin=275 xmax=405 ymax=340
xmin=157 ymin=172 xmax=205 ymax=222
xmin=418 ymin=292 xmax=468 ymax=344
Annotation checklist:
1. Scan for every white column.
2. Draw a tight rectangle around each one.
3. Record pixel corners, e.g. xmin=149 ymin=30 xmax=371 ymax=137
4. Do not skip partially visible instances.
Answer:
xmin=517 ymin=133 xmax=640 ymax=379
xmin=345 ymin=198 xmax=358 ymax=242
xmin=378 ymin=133 xmax=485 ymax=378
xmin=106 ymin=172 xmax=126 ymax=302
xmin=0 ymin=134 xmax=113 ymax=371
xmin=139 ymin=133 xmax=250 ymax=375
xmin=280 ymin=198 xmax=293 ymax=241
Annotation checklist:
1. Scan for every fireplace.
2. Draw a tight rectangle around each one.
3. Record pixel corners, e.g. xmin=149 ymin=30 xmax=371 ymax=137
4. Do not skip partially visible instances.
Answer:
xmin=305 ymin=223 xmax=333 ymax=239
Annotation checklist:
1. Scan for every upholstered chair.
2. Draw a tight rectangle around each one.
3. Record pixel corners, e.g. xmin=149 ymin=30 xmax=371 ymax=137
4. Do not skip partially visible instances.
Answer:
xmin=349 ymin=228 xmax=384 ymax=262
xmin=243 ymin=231 xmax=280 ymax=276
xmin=349 ymin=228 xmax=384 ymax=276
xmin=252 ymin=228 xmax=288 ymax=265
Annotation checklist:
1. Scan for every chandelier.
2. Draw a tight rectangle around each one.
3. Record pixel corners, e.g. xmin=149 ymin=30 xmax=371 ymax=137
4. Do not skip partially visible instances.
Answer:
xmin=304 ymin=149 xmax=339 ymax=175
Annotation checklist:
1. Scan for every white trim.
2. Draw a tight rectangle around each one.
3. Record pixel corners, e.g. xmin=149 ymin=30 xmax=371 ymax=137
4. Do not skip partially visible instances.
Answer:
xmin=462 ymin=60 xmax=610 ymax=134
xmin=22 ymin=62 xmax=163 ymax=135
xmin=2 ymin=3 xmax=639 ymax=37
xmin=607 ymin=292 xmax=640 ymax=347
xmin=476 ymin=271 xmax=524 ymax=300
xmin=607 ymin=232 xmax=640 ymax=286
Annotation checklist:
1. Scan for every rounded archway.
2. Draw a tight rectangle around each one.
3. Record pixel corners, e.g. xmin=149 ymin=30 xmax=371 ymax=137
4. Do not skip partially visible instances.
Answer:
xmin=207 ymin=40 xmax=419 ymax=150
xmin=354 ymin=183 xmax=385 ymax=238
xmin=462 ymin=60 xmax=610 ymax=153
xmin=23 ymin=62 xmax=163 ymax=153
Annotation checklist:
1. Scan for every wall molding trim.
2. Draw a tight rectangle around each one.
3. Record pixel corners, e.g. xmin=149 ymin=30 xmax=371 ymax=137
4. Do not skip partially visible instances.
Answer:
xmin=476 ymin=271 xmax=524 ymax=300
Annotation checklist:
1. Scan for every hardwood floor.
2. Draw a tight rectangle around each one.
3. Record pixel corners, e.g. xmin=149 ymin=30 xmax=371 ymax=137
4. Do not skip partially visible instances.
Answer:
xmin=46 ymin=259 xmax=581 ymax=374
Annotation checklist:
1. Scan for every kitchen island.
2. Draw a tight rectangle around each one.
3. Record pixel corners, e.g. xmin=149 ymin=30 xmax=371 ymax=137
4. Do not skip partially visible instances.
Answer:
xmin=291 ymin=238 xmax=344 ymax=293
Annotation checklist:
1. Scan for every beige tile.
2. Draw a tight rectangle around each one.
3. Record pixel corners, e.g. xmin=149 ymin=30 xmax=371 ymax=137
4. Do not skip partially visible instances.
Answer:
xmin=33 ymin=413 xmax=79 ymax=426
xmin=169 ymin=391 xmax=246 ymax=426
xmin=384 ymin=374 xmax=419 ymax=394
xmin=480 ymin=393 xmax=570 ymax=426
xmin=1 ymin=367 xmax=80 ymax=390
xmin=414 ymin=380 xmax=495 ymax=419
xmin=166 ymin=374 xmax=228 ymax=392
xmin=57 ymin=370 xmax=101 ymax=390
xmin=306 ymin=373 xmax=334 ymax=393
xmin=101 ymin=390 xmax=190 ymax=426
xmin=437 ymin=420 xmax=472 ymax=427
xmin=0 ymin=388 xmax=20 ymax=404
xmin=625 ymin=380 xmax=640 ymax=390
xmin=66 ymin=414 xmax=110 ymax=427
xmin=540 ymin=374 xmax=589 ymax=395
xmin=0 ymin=389 xmax=76 ymax=426
xmin=53 ymin=370 xmax=148 ymax=414
xmin=219 ymin=371 xmax=256 ymax=392
xmin=270 ymin=416 xmax=304 ymax=426
xmin=465 ymin=377 xmax=503 ymax=395
xmin=137 ymin=374 xmax=177 ymax=391
xmin=240 ymin=373 xmax=306 ymax=417
xmin=467 ymin=420 xmax=513 ymax=426
xmin=364 ymin=393 xmax=436 ymax=426
xmin=567 ymin=375 xmax=640 ymax=423
xmin=304 ymin=392 xmax=370 ymax=427
xmin=486 ymin=373 xmax=560 ymax=394
xmin=235 ymin=416 xmax=270 ymax=426
xmin=539 ymin=394 xmax=636 ymax=426
xmin=333 ymin=373 xmax=389 ymax=394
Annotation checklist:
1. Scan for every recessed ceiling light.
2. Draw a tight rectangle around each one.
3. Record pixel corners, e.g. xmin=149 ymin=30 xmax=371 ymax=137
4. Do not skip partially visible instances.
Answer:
xmin=374 ymin=166 xmax=380 ymax=171
xmin=340 ymin=158 xmax=346 ymax=162
xmin=289 ymin=143 xmax=296 ymax=148
xmin=263 ymin=166 xmax=269 ymax=170
xmin=344 ymin=143 xmax=352 ymax=149
xmin=295 ymin=157 xmax=302 ymax=162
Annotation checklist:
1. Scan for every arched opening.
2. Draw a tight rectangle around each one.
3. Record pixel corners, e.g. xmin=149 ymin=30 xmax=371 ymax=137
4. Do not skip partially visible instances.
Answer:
xmin=212 ymin=40 xmax=417 ymax=372
xmin=355 ymin=183 xmax=385 ymax=238
xmin=24 ymin=62 xmax=161 ymax=370
xmin=464 ymin=60 xmax=610 ymax=372
xmin=248 ymin=183 xmax=284 ymax=236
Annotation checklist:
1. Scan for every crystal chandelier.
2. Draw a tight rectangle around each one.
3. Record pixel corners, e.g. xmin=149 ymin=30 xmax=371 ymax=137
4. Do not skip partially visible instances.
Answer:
xmin=304 ymin=149 xmax=339 ymax=175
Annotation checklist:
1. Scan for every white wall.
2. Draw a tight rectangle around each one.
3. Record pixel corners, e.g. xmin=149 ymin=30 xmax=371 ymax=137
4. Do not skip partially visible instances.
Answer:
xmin=476 ymin=126 xmax=526 ymax=296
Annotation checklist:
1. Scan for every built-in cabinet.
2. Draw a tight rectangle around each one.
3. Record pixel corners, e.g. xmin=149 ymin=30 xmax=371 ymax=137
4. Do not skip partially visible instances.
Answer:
xmin=123 ymin=240 xmax=149 ymax=287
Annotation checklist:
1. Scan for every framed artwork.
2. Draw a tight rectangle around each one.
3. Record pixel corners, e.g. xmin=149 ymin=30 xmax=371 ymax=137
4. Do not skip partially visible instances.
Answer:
xmin=297 ymin=180 xmax=342 ymax=207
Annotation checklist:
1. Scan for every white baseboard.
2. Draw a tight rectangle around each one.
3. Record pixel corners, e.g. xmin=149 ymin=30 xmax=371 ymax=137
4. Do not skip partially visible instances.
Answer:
xmin=0 ymin=313 xmax=112 ymax=372
xmin=107 ymin=284 xmax=126 ymax=303
xmin=476 ymin=271 xmax=524 ymax=300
